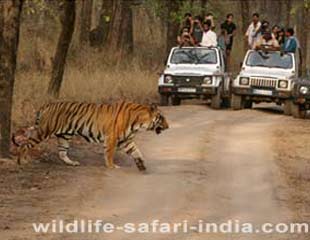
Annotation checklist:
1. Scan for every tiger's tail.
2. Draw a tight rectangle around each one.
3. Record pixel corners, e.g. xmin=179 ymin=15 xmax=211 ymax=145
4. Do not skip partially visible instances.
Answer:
xmin=12 ymin=126 xmax=42 ymax=165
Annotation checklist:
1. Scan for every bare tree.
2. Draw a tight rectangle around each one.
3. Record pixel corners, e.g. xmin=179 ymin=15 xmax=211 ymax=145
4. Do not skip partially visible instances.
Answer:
xmin=80 ymin=0 xmax=93 ymax=44
xmin=106 ymin=0 xmax=134 ymax=58
xmin=166 ymin=0 xmax=180 ymax=54
xmin=89 ymin=0 xmax=113 ymax=47
xmin=240 ymin=0 xmax=250 ymax=52
xmin=0 ymin=0 xmax=23 ymax=158
xmin=48 ymin=0 xmax=76 ymax=97
xmin=285 ymin=0 xmax=292 ymax=27
xmin=200 ymin=0 xmax=208 ymax=16
xmin=300 ymin=1 xmax=309 ymax=75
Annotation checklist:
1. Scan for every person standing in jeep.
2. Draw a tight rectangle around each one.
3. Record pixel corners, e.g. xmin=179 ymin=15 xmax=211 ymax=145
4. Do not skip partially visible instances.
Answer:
xmin=190 ymin=15 xmax=203 ymax=45
xmin=220 ymin=13 xmax=237 ymax=66
xmin=245 ymin=13 xmax=262 ymax=49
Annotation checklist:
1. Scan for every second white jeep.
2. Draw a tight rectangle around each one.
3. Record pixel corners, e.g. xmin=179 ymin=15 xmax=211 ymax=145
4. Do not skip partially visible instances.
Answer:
xmin=231 ymin=50 xmax=299 ymax=114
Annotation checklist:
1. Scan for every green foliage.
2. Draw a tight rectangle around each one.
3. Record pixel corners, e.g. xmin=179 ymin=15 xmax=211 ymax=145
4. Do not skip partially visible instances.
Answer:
xmin=23 ymin=0 xmax=60 ymax=20
xmin=144 ymin=0 xmax=167 ymax=18
xmin=290 ymin=0 xmax=309 ymax=16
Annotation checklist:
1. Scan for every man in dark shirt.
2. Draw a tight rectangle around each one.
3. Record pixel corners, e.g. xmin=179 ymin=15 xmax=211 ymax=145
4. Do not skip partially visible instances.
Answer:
xmin=220 ymin=13 xmax=237 ymax=56
xmin=190 ymin=15 xmax=203 ymax=44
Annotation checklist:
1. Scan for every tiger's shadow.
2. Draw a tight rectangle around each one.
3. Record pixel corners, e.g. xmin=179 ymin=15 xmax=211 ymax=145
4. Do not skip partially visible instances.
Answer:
xmin=37 ymin=140 xmax=134 ymax=168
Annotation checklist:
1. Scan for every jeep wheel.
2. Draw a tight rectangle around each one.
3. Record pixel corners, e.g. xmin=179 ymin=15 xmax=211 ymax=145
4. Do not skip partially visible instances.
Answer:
xmin=211 ymin=90 xmax=222 ymax=109
xmin=159 ymin=94 xmax=169 ymax=106
xmin=283 ymin=100 xmax=292 ymax=115
xmin=231 ymin=94 xmax=244 ymax=110
xmin=244 ymin=100 xmax=253 ymax=109
xmin=171 ymin=96 xmax=181 ymax=106
xmin=291 ymin=103 xmax=306 ymax=119
xmin=221 ymin=98 xmax=231 ymax=108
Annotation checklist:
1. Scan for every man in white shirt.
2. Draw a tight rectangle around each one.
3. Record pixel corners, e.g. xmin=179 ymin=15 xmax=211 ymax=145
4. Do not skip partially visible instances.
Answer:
xmin=245 ymin=13 xmax=261 ymax=49
xmin=200 ymin=20 xmax=217 ymax=47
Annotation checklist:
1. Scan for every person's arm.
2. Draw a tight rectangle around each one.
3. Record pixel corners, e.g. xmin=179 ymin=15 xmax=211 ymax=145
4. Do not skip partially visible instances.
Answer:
xmin=177 ymin=35 xmax=182 ymax=45
xmin=212 ymin=32 xmax=218 ymax=46
xmin=231 ymin=24 xmax=237 ymax=37
xmin=198 ymin=21 xmax=203 ymax=32
xmin=189 ymin=21 xmax=194 ymax=35
xmin=189 ymin=19 xmax=194 ymax=34
xmin=245 ymin=24 xmax=250 ymax=37
xmin=254 ymin=38 xmax=262 ymax=50
xmin=253 ymin=22 xmax=262 ymax=38
xmin=272 ymin=39 xmax=280 ymax=50
xmin=189 ymin=35 xmax=195 ymax=46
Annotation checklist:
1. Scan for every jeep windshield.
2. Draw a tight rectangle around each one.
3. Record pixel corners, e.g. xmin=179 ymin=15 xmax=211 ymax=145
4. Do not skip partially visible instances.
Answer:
xmin=170 ymin=48 xmax=217 ymax=64
xmin=246 ymin=51 xmax=293 ymax=69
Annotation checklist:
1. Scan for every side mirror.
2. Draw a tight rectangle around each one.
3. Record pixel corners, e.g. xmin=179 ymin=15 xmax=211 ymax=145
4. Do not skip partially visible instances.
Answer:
xmin=240 ymin=62 xmax=243 ymax=68
xmin=164 ymin=59 xmax=167 ymax=66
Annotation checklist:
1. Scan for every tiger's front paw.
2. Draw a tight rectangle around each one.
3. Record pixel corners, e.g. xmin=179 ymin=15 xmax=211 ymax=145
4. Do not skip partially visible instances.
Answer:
xmin=107 ymin=164 xmax=121 ymax=169
xmin=138 ymin=165 xmax=146 ymax=171
xmin=65 ymin=160 xmax=80 ymax=166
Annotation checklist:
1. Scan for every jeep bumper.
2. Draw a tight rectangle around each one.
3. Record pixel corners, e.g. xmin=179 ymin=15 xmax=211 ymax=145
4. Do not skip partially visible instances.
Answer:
xmin=233 ymin=87 xmax=291 ymax=99
xmin=158 ymin=86 xmax=217 ymax=96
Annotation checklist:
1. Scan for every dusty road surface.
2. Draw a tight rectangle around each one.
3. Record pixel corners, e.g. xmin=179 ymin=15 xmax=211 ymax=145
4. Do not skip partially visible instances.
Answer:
xmin=1 ymin=104 xmax=309 ymax=240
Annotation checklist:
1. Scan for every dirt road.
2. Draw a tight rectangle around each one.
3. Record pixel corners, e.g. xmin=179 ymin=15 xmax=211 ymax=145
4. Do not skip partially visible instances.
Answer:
xmin=1 ymin=104 xmax=309 ymax=239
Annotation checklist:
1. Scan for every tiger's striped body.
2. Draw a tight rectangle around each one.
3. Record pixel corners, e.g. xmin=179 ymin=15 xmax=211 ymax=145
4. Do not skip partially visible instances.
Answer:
xmin=13 ymin=101 xmax=169 ymax=170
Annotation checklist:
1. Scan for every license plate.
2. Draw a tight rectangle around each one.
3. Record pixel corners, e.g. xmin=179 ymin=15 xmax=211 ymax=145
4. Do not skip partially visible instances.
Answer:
xmin=178 ymin=88 xmax=196 ymax=93
xmin=253 ymin=89 xmax=273 ymax=96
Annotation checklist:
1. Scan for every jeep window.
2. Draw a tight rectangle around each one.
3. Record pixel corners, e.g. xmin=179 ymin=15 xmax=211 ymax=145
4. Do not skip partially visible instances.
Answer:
xmin=246 ymin=51 xmax=293 ymax=69
xmin=170 ymin=48 xmax=217 ymax=64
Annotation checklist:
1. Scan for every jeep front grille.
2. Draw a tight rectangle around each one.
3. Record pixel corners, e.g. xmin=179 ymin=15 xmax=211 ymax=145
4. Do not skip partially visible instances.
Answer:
xmin=173 ymin=76 xmax=203 ymax=85
xmin=250 ymin=77 xmax=277 ymax=88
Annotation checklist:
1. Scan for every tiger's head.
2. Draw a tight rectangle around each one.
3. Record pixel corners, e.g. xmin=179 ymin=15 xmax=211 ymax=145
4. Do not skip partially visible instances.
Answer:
xmin=147 ymin=104 xmax=169 ymax=134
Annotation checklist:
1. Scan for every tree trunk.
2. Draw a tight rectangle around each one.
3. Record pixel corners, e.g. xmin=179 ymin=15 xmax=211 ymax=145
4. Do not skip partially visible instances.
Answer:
xmin=0 ymin=0 xmax=23 ymax=158
xmin=48 ymin=0 xmax=75 ymax=97
xmin=240 ymin=0 xmax=250 ymax=52
xmin=200 ymin=0 xmax=208 ymax=16
xmin=97 ymin=0 xmax=114 ymax=46
xmin=79 ymin=0 xmax=93 ymax=44
xmin=285 ymin=0 xmax=292 ymax=27
xmin=300 ymin=2 xmax=309 ymax=76
xmin=106 ymin=0 xmax=133 ymax=58
xmin=166 ymin=0 xmax=180 ymax=54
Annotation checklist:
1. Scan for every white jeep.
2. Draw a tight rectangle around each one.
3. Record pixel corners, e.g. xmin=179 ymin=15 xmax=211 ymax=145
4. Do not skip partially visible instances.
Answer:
xmin=231 ymin=50 xmax=299 ymax=113
xmin=158 ymin=47 xmax=231 ymax=108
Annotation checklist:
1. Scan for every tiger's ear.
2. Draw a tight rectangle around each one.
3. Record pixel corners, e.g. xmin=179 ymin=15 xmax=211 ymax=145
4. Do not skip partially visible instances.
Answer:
xmin=150 ymin=103 xmax=158 ymax=112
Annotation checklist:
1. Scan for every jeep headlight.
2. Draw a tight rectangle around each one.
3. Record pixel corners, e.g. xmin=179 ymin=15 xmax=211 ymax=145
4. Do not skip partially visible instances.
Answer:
xmin=278 ymin=80 xmax=288 ymax=89
xmin=164 ymin=75 xmax=173 ymax=84
xmin=300 ymin=86 xmax=309 ymax=95
xmin=239 ymin=77 xmax=249 ymax=85
xmin=203 ymin=76 xmax=213 ymax=85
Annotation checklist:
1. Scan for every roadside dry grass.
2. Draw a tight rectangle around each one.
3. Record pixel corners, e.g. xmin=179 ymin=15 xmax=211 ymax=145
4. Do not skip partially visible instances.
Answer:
xmin=12 ymin=50 xmax=160 ymax=127
xmin=273 ymin=120 xmax=310 ymax=220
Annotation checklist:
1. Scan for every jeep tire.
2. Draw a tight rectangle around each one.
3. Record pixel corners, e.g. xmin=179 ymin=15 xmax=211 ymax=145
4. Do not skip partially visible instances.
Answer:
xmin=221 ymin=98 xmax=231 ymax=108
xmin=171 ymin=96 xmax=181 ymax=106
xmin=283 ymin=100 xmax=292 ymax=115
xmin=160 ymin=94 xmax=169 ymax=106
xmin=211 ymin=90 xmax=222 ymax=109
xmin=244 ymin=100 xmax=253 ymax=109
xmin=291 ymin=103 xmax=306 ymax=119
xmin=231 ymin=94 xmax=244 ymax=110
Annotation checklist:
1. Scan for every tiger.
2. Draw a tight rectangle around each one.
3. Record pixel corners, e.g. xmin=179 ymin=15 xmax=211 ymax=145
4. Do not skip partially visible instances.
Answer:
xmin=12 ymin=101 xmax=169 ymax=171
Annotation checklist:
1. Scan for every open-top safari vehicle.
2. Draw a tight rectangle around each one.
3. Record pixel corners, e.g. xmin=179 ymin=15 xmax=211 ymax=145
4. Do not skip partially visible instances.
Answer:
xmin=158 ymin=46 xmax=231 ymax=109
xmin=231 ymin=49 xmax=299 ymax=114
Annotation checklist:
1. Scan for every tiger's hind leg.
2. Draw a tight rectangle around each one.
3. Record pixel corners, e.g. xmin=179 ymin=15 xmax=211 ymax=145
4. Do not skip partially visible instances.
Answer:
xmin=57 ymin=136 xmax=80 ymax=166
xmin=119 ymin=141 xmax=146 ymax=171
